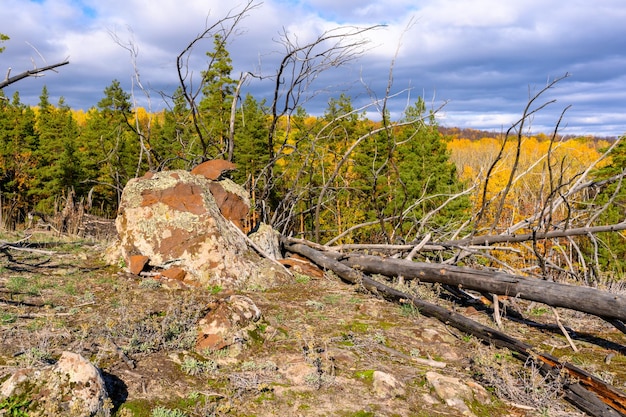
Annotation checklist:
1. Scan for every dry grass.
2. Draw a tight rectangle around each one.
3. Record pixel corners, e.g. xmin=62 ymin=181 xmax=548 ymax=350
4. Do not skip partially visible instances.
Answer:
xmin=1 ymin=231 xmax=625 ymax=417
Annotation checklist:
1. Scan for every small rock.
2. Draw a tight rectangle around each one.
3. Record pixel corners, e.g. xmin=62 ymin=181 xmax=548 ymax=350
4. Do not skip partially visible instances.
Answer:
xmin=196 ymin=295 xmax=262 ymax=351
xmin=249 ymin=223 xmax=283 ymax=260
xmin=0 ymin=351 xmax=110 ymax=416
xmin=128 ymin=254 xmax=149 ymax=275
xmin=373 ymin=370 xmax=406 ymax=399
xmin=426 ymin=371 xmax=488 ymax=417
xmin=191 ymin=159 xmax=237 ymax=180
xmin=160 ymin=266 xmax=186 ymax=281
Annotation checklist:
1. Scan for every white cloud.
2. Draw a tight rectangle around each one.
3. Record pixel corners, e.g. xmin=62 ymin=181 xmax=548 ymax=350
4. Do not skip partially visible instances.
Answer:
xmin=1 ymin=0 xmax=625 ymax=136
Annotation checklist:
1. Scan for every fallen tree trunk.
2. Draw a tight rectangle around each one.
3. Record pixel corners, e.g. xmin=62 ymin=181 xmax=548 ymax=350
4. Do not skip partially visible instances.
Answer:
xmin=326 ymin=252 xmax=626 ymax=323
xmin=283 ymin=240 xmax=626 ymax=417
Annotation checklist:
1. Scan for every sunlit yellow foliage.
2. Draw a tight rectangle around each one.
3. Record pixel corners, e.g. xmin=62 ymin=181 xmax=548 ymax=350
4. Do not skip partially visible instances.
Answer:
xmin=71 ymin=109 xmax=88 ymax=127
xmin=448 ymin=135 xmax=607 ymax=230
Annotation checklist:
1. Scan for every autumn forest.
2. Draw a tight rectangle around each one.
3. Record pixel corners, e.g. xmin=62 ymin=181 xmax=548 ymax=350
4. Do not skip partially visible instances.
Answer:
xmin=1 ymin=27 xmax=626 ymax=284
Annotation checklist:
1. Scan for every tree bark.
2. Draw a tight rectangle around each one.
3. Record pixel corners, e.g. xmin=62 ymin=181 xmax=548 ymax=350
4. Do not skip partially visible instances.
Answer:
xmin=1 ymin=60 xmax=69 ymax=89
xmin=283 ymin=240 xmax=626 ymax=417
xmin=328 ymin=252 xmax=626 ymax=323
xmin=445 ymin=222 xmax=626 ymax=247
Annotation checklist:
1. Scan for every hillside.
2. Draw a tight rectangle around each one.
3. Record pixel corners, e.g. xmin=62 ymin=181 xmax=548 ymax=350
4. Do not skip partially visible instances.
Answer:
xmin=1 ymin=230 xmax=624 ymax=416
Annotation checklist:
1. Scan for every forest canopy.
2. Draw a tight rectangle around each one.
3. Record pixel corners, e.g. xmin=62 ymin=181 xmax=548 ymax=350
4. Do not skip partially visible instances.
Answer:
xmin=1 ymin=13 xmax=625 ymax=284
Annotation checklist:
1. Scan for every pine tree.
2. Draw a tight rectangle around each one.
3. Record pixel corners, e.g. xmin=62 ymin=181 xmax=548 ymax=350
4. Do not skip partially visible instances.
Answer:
xmin=30 ymin=88 xmax=80 ymax=211
xmin=0 ymin=33 xmax=8 ymax=54
xmin=198 ymin=34 xmax=236 ymax=158
xmin=232 ymin=94 xmax=269 ymax=184
xmin=0 ymin=92 xmax=38 ymax=223
xmin=153 ymin=87 xmax=198 ymax=169
xmin=351 ymin=98 xmax=469 ymax=242
xmin=79 ymin=80 xmax=139 ymax=215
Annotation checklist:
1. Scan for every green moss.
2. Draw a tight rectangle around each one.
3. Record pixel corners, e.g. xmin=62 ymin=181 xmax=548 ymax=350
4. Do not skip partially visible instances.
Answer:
xmin=253 ymin=389 xmax=275 ymax=404
xmin=354 ymin=369 xmax=375 ymax=384
xmin=468 ymin=397 xmax=507 ymax=417
xmin=247 ymin=326 xmax=265 ymax=344
xmin=114 ymin=399 xmax=154 ymax=416
xmin=346 ymin=321 xmax=369 ymax=333
xmin=0 ymin=393 xmax=32 ymax=417
xmin=294 ymin=273 xmax=311 ymax=284
xmin=338 ymin=411 xmax=375 ymax=417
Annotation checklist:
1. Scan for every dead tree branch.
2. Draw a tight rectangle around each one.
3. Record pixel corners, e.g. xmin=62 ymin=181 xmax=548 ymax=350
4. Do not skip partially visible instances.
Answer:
xmin=445 ymin=222 xmax=626 ymax=247
xmin=323 ymin=250 xmax=626 ymax=323
xmin=175 ymin=0 xmax=259 ymax=158
xmin=1 ymin=60 xmax=69 ymax=89
xmin=283 ymin=240 xmax=626 ymax=417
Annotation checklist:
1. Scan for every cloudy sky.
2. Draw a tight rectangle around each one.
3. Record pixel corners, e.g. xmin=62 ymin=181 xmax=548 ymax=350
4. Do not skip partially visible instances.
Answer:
xmin=1 ymin=0 xmax=625 ymax=137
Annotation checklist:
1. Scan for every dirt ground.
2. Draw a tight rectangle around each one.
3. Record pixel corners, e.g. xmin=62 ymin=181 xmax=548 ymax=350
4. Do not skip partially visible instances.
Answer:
xmin=1 ymin=231 xmax=625 ymax=416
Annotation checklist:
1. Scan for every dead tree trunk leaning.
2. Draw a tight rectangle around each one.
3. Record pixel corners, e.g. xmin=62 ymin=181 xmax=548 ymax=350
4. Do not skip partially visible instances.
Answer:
xmin=283 ymin=240 xmax=626 ymax=417
xmin=330 ymin=252 xmax=626 ymax=324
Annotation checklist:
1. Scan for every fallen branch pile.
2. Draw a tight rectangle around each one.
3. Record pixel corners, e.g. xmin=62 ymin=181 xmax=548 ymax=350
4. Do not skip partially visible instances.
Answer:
xmin=283 ymin=238 xmax=626 ymax=417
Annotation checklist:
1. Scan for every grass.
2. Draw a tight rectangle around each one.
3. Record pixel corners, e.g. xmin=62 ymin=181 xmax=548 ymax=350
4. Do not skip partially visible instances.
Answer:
xmin=399 ymin=302 xmax=420 ymax=317
xmin=6 ymin=276 xmax=42 ymax=296
xmin=181 ymin=356 xmax=218 ymax=376
xmin=1 ymin=232 xmax=620 ymax=417
xmin=150 ymin=407 xmax=188 ymax=417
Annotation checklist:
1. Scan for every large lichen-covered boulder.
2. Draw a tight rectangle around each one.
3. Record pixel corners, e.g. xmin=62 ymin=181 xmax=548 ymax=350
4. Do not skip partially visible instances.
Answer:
xmin=114 ymin=169 xmax=288 ymax=289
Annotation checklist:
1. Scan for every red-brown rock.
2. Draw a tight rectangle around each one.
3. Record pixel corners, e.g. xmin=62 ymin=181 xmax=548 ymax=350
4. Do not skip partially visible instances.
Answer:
xmin=208 ymin=182 xmax=249 ymax=231
xmin=160 ymin=267 xmax=186 ymax=281
xmin=191 ymin=159 xmax=237 ymax=180
xmin=129 ymin=254 xmax=150 ymax=275
xmin=196 ymin=295 xmax=261 ymax=351
xmin=113 ymin=170 xmax=289 ymax=289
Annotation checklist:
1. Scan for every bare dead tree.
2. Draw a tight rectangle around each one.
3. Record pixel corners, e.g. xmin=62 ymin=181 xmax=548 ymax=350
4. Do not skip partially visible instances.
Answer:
xmin=252 ymin=24 xmax=384 ymax=211
xmin=110 ymin=28 xmax=156 ymax=173
xmin=473 ymin=74 xmax=570 ymax=234
xmin=175 ymin=0 xmax=260 ymax=160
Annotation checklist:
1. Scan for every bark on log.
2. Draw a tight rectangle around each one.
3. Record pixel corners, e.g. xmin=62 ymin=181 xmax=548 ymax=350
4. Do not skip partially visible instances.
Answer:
xmin=283 ymin=241 xmax=626 ymax=417
xmin=331 ymin=253 xmax=626 ymax=323
xmin=445 ymin=222 xmax=626 ymax=247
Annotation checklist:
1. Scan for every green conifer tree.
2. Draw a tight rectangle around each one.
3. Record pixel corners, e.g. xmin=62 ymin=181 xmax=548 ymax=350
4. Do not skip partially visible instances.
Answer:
xmin=232 ymin=94 xmax=269 ymax=184
xmin=154 ymin=87 xmax=198 ymax=169
xmin=79 ymin=80 xmax=138 ymax=215
xmin=0 ymin=92 xmax=38 ymax=223
xmin=198 ymin=34 xmax=236 ymax=158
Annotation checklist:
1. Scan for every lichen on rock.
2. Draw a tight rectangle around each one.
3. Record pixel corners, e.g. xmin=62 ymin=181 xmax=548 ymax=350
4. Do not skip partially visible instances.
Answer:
xmin=111 ymin=169 xmax=289 ymax=290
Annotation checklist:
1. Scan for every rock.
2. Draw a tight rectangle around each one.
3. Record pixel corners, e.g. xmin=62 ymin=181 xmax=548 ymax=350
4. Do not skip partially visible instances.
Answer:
xmin=196 ymin=294 xmax=262 ymax=351
xmin=191 ymin=159 xmax=237 ymax=180
xmin=372 ymin=370 xmax=406 ymax=399
xmin=160 ymin=266 xmax=186 ymax=281
xmin=207 ymin=181 xmax=250 ymax=231
xmin=280 ymin=360 xmax=318 ymax=385
xmin=0 ymin=351 xmax=110 ymax=416
xmin=128 ymin=254 xmax=149 ymax=275
xmin=426 ymin=371 xmax=490 ymax=417
xmin=249 ymin=223 xmax=282 ymax=260
xmin=113 ymin=170 xmax=289 ymax=289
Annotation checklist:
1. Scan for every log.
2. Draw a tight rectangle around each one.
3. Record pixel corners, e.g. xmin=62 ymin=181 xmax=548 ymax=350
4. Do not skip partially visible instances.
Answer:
xmin=283 ymin=241 xmax=626 ymax=417
xmin=331 ymin=252 xmax=626 ymax=323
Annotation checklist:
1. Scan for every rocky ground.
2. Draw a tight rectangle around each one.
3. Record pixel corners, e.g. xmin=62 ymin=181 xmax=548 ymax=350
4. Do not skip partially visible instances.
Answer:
xmin=1 ymin=231 xmax=625 ymax=416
